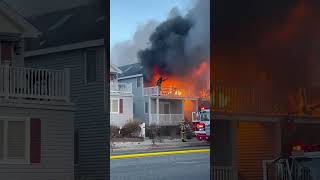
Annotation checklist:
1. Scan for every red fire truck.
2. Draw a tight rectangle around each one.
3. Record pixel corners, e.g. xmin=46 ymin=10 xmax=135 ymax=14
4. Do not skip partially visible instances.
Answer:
xmin=191 ymin=107 xmax=210 ymax=142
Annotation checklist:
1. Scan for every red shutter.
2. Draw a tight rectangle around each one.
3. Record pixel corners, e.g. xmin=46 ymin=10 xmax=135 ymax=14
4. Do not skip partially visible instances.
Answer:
xmin=1 ymin=42 xmax=12 ymax=65
xmin=120 ymin=99 xmax=123 ymax=113
xmin=30 ymin=118 xmax=41 ymax=163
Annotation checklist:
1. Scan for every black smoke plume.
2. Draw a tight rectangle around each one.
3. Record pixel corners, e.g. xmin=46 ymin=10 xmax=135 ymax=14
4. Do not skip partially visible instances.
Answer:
xmin=138 ymin=0 xmax=210 ymax=81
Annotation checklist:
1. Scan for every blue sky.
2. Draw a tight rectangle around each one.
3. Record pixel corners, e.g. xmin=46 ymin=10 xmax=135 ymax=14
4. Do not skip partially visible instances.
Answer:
xmin=110 ymin=0 xmax=192 ymax=48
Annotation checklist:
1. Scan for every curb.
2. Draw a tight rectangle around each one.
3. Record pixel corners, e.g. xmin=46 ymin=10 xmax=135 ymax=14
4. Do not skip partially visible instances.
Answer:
xmin=110 ymin=149 xmax=210 ymax=160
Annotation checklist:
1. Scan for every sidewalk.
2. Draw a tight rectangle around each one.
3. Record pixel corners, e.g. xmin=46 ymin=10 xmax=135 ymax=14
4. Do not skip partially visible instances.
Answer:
xmin=110 ymin=137 xmax=209 ymax=153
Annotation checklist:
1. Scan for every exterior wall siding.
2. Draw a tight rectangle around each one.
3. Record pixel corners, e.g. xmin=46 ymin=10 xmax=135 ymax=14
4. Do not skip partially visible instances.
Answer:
xmin=119 ymin=77 xmax=145 ymax=122
xmin=0 ymin=103 xmax=74 ymax=180
xmin=25 ymin=47 xmax=108 ymax=180
xmin=110 ymin=94 xmax=133 ymax=127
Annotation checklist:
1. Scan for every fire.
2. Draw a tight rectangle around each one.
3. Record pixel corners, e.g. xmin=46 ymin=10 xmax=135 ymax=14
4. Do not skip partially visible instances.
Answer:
xmin=145 ymin=60 xmax=210 ymax=98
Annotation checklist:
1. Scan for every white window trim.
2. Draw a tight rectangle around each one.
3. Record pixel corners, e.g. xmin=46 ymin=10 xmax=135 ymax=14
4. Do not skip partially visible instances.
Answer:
xmin=0 ymin=117 xmax=30 ymax=164
xmin=84 ymin=49 xmax=97 ymax=85
xmin=110 ymin=98 xmax=120 ymax=114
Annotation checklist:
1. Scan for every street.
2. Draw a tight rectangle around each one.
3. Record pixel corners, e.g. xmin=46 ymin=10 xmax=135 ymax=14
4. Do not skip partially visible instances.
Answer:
xmin=111 ymin=150 xmax=210 ymax=180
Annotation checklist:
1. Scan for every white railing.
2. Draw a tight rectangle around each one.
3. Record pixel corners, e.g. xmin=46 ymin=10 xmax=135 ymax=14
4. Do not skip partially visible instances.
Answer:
xmin=144 ymin=86 xmax=196 ymax=98
xmin=213 ymin=166 xmax=237 ymax=180
xmin=0 ymin=66 xmax=70 ymax=102
xmin=149 ymin=114 xmax=184 ymax=126
xmin=110 ymin=82 xmax=132 ymax=94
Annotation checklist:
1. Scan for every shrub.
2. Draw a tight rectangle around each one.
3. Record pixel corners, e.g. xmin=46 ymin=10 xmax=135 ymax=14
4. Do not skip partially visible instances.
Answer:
xmin=120 ymin=121 xmax=141 ymax=138
xmin=110 ymin=125 xmax=120 ymax=138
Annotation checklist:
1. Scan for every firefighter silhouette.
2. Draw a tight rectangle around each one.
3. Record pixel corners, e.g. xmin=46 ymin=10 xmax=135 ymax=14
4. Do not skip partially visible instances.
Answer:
xmin=180 ymin=121 xmax=187 ymax=142
xmin=156 ymin=77 xmax=168 ymax=95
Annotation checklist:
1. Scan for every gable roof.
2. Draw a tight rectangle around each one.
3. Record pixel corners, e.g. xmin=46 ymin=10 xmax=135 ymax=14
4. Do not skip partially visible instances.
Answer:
xmin=118 ymin=63 xmax=143 ymax=78
xmin=26 ymin=2 xmax=105 ymax=51
xmin=0 ymin=1 xmax=40 ymax=37
xmin=110 ymin=63 xmax=122 ymax=74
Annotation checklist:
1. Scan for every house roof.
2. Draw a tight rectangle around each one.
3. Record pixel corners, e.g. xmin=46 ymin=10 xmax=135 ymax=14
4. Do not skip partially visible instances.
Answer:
xmin=118 ymin=63 xmax=143 ymax=78
xmin=25 ymin=2 xmax=105 ymax=51
xmin=0 ymin=1 xmax=41 ymax=38
xmin=110 ymin=63 xmax=122 ymax=74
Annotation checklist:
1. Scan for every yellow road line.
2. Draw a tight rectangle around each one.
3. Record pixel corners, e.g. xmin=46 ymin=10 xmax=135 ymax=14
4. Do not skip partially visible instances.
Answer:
xmin=110 ymin=149 xmax=210 ymax=160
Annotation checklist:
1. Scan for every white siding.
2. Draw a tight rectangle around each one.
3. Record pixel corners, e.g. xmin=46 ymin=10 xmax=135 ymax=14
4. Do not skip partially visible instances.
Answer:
xmin=25 ymin=47 xmax=108 ymax=179
xmin=0 ymin=102 xmax=74 ymax=180
xmin=110 ymin=95 xmax=133 ymax=127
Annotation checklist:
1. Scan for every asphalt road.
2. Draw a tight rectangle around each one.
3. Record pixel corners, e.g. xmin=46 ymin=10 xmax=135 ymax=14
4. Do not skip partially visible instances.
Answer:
xmin=111 ymin=151 xmax=210 ymax=180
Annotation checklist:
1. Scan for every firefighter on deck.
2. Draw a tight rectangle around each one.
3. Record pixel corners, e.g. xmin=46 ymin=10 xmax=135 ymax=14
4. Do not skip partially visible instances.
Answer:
xmin=156 ymin=77 xmax=168 ymax=94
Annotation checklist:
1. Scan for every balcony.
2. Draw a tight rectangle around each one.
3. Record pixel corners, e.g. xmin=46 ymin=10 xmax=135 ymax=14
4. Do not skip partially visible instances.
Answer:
xmin=149 ymin=114 xmax=184 ymax=126
xmin=0 ymin=66 xmax=70 ymax=102
xmin=213 ymin=85 xmax=320 ymax=116
xmin=110 ymin=82 xmax=132 ymax=94
xmin=144 ymin=86 xmax=197 ymax=99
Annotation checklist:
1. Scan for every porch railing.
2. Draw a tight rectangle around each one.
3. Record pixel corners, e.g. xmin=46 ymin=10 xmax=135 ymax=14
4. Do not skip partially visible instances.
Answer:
xmin=212 ymin=85 xmax=320 ymax=115
xmin=0 ymin=66 xmax=70 ymax=102
xmin=149 ymin=114 xmax=184 ymax=126
xmin=144 ymin=86 xmax=196 ymax=98
xmin=213 ymin=166 xmax=238 ymax=180
xmin=110 ymin=82 xmax=132 ymax=94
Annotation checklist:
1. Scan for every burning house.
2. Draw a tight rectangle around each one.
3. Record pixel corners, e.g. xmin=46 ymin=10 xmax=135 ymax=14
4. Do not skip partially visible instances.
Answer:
xmin=212 ymin=0 xmax=320 ymax=179
xmin=118 ymin=0 xmax=210 ymax=127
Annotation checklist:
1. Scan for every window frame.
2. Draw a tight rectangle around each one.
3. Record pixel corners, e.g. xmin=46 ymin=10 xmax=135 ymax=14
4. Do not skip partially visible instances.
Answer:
xmin=0 ymin=117 xmax=30 ymax=164
xmin=160 ymin=102 xmax=171 ymax=114
xmin=110 ymin=98 xmax=120 ymax=114
xmin=84 ymin=48 xmax=97 ymax=84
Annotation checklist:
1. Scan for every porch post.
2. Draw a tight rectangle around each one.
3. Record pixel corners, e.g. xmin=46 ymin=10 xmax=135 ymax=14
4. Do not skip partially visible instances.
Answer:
xmin=3 ymin=65 xmax=9 ymax=99
xmin=156 ymin=97 xmax=159 ymax=125
xmin=64 ymin=68 xmax=71 ymax=103
xmin=195 ymin=99 xmax=199 ymax=111
xmin=182 ymin=100 xmax=184 ymax=119
xmin=231 ymin=120 xmax=239 ymax=180
xmin=148 ymin=97 xmax=151 ymax=125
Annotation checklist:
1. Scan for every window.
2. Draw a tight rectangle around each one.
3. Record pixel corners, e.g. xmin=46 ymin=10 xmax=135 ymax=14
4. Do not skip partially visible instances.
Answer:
xmin=0 ymin=41 xmax=13 ymax=65
xmin=163 ymin=104 xmax=170 ymax=114
xmin=0 ymin=118 xmax=29 ymax=163
xmin=110 ymin=99 xmax=119 ymax=113
xmin=85 ymin=49 xmax=97 ymax=83
xmin=145 ymin=102 xmax=149 ymax=113
xmin=137 ymin=77 xmax=141 ymax=88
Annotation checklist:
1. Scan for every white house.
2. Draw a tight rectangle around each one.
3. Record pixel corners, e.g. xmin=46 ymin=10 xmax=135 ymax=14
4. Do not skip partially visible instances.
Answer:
xmin=110 ymin=64 xmax=133 ymax=127
xmin=0 ymin=2 xmax=74 ymax=180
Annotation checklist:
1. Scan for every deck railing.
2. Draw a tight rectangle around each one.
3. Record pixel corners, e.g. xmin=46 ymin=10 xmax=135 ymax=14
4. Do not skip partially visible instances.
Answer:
xmin=0 ymin=66 xmax=70 ymax=102
xmin=212 ymin=85 xmax=320 ymax=115
xmin=149 ymin=114 xmax=184 ymax=126
xmin=213 ymin=166 xmax=238 ymax=180
xmin=144 ymin=86 xmax=196 ymax=98
xmin=110 ymin=82 xmax=132 ymax=94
